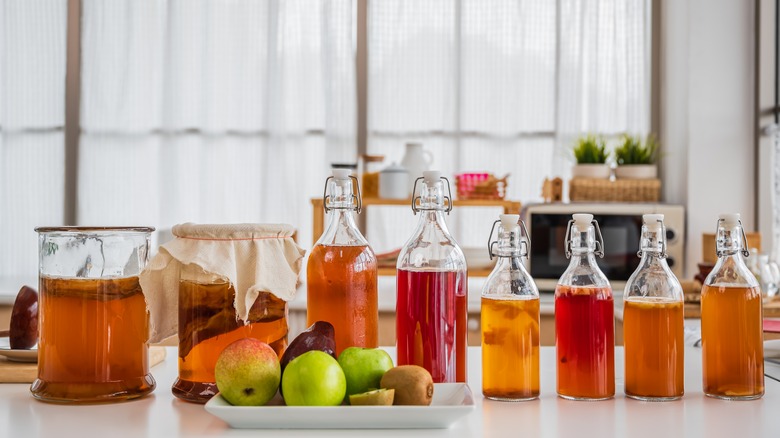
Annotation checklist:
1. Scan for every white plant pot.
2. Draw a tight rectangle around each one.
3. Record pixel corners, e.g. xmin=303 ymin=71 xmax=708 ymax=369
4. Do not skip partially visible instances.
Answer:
xmin=571 ymin=164 xmax=611 ymax=179
xmin=615 ymin=164 xmax=657 ymax=179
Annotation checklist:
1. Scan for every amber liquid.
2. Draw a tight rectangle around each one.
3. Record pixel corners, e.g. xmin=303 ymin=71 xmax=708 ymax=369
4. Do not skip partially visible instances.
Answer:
xmin=481 ymin=296 xmax=540 ymax=400
xmin=173 ymin=280 xmax=288 ymax=403
xmin=623 ymin=298 xmax=684 ymax=400
xmin=701 ymin=285 xmax=764 ymax=399
xmin=307 ymin=244 xmax=378 ymax=355
xmin=31 ymin=276 xmax=155 ymax=403
xmin=555 ymin=285 xmax=614 ymax=400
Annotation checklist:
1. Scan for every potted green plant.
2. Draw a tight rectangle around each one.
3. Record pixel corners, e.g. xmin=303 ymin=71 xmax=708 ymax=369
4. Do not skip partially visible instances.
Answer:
xmin=614 ymin=134 xmax=658 ymax=179
xmin=572 ymin=135 xmax=610 ymax=179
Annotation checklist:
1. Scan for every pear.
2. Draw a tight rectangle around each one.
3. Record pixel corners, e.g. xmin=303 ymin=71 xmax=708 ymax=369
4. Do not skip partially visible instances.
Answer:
xmin=215 ymin=338 xmax=280 ymax=406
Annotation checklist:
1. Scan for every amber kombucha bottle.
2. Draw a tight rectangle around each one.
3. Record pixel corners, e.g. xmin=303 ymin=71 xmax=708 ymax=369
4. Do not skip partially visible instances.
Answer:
xmin=623 ymin=214 xmax=684 ymax=401
xmin=481 ymin=214 xmax=539 ymax=401
xmin=307 ymin=169 xmax=378 ymax=356
xmin=701 ymin=213 xmax=763 ymax=400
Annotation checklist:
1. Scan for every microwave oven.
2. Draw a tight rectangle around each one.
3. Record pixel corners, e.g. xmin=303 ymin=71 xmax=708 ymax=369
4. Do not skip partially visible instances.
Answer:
xmin=520 ymin=203 xmax=685 ymax=293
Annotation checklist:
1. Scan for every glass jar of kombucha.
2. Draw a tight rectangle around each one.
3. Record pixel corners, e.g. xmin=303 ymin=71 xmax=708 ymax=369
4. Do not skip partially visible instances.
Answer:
xmin=396 ymin=171 xmax=468 ymax=383
xmin=308 ymin=169 xmax=378 ymax=356
xmin=173 ymin=267 xmax=289 ymax=403
xmin=32 ymin=227 xmax=156 ymax=403
xmin=701 ymin=213 xmax=764 ymax=400
xmin=481 ymin=214 xmax=539 ymax=401
xmin=555 ymin=214 xmax=614 ymax=400
xmin=157 ymin=223 xmax=301 ymax=404
xmin=623 ymin=214 xmax=684 ymax=401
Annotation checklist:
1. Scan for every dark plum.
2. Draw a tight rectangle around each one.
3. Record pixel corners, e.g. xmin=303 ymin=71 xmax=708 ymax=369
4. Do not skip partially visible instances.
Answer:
xmin=280 ymin=321 xmax=336 ymax=372
xmin=9 ymin=285 xmax=39 ymax=349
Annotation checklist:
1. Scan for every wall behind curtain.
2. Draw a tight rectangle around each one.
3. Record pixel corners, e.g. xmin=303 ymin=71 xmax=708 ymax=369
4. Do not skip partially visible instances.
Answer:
xmin=366 ymin=0 xmax=650 ymax=253
xmin=79 ymin=0 xmax=356 ymax=251
xmin=0 ymin=0 xmax=66 ymax=279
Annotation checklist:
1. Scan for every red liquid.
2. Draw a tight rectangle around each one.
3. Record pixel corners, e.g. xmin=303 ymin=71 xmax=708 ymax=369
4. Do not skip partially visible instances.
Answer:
xmin=396 ymin=269 xmax=467 ymax=383
xmin=555 ymin=285 xmax=615 ymax=399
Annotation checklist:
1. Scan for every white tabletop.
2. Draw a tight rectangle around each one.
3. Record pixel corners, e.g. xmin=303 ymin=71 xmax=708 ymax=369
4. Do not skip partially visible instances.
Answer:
xmin=1 ymin=346 xmax=779 ymax=438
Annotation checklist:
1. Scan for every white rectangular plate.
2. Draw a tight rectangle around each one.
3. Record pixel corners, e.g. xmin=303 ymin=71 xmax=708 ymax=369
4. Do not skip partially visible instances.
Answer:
xmin=204 ymin=383 xmax=475 ymax=429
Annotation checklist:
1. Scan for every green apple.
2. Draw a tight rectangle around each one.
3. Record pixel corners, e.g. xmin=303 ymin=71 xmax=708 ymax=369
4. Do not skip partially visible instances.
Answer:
xmin=337 ymin=347 xmax=394 ymax=401
xmin=281 ymin=350 xmax=346 ymax=406
xmin=214 ymin=338 xmax=281 ymax=406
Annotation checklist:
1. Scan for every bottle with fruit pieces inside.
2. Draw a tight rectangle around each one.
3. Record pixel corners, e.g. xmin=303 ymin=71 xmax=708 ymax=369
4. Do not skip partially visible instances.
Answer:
xmin=307 ymin=169 xmax=378 ymax=356
xmin=701 ymin=213 xmax=764 ymax=400
xmin=623 ymin=214 xmax=684 ymax=401
xmin=396 ymin=171 xmax=468 ymax=383
xmin=555 ymin=213 xmax=614 ymax=400
xmin=481 ymin=214 xmax=539 ymax=401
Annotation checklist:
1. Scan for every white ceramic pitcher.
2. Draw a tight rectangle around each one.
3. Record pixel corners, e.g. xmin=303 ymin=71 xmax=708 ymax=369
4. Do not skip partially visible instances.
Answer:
xmin=400 ymin=142 xmax=433 ymax=195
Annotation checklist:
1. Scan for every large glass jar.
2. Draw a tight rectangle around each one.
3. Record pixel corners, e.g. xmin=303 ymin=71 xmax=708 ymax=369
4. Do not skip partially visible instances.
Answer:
xmin=32 ymin=227 xmax=156 ymax=403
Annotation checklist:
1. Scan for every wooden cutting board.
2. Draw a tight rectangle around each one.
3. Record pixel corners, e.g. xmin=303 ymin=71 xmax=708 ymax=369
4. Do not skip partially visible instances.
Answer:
xmin=0 ymin=346 xmax=167 ymax=384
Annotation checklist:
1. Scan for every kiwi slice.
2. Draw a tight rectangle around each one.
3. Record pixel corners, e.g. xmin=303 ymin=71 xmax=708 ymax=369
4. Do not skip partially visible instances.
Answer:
xmin=348 ymin=388 xmax=395 ymax=406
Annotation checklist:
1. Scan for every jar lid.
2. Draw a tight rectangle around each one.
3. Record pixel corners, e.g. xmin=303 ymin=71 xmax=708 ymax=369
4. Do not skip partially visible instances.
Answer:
xmin=381 ymin=162 xmax=408 ymax=174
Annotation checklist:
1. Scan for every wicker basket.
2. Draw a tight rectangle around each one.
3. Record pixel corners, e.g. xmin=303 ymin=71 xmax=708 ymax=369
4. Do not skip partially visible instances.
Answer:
xmin=455 ymin=173 xmax=507 ymax=200
xmin=569 ymin=178 xmax=660 ymax=202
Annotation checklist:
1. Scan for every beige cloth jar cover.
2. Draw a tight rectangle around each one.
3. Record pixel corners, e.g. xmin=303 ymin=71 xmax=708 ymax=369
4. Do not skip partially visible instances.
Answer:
xmin=139 ymin=223 xmax=305 ymax=343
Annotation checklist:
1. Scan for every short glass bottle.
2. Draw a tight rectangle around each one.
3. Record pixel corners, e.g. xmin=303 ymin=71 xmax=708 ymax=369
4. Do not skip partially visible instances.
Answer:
xmin=481 ymin=214 xmax=540 ymax=401
xmin=701 ymin=213 xmax=764 ymax=400
xmin=307 ymin=169 xmax=378 ymax=356
xmin=554 ymin=214 xmax=614 ymax=401
xmin=623 ymin=214 xmax=684 ymax=401
xmin=396 ymin=171 xmax=468 ymax=383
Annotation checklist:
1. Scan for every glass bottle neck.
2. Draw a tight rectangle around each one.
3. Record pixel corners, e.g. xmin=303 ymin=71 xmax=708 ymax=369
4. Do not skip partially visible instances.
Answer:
xmin=317 ymin=208 xmax=367 ymax=246
xmin=716 ymin=224 xmax=745 ymax=257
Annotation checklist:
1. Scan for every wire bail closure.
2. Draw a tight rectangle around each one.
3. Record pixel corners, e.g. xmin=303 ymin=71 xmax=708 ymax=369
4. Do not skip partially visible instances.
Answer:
xmin=637 ymin=218 xmax=668 ymax=259
xmin=714 ymin=218 xmax=750 ymax=258
xmin=411 ymin=176 xmax=453 ymax=215
xmin=564 ymin=219 xmax=605 ymax=259
xmin=487 ymin=217 xmax=531 ymax=261
xmin=322 ymin=175 xmax=363 ymax=214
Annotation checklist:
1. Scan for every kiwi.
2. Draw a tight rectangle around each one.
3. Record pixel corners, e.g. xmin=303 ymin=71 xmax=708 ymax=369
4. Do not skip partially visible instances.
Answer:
xmin=380 ymin=365 xmax=434 ymax=406
xmin=348 ymin=388 xmax=395 ymax=406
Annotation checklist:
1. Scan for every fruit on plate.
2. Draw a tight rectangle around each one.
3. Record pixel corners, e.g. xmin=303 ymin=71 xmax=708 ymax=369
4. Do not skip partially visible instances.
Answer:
xmin=281 ymin=350 xmax=346 ymax=406
xmin=380 ymin=365 xmax=434 ymax=406
xmin=348 ymin=388 xmax=395 ymax=406
xmin=214 ymin=338 xmax=281 ymax=406
xmin=338 ymin=346 xmax=394 ymax=401
xmin=279 ymin=321 xmax=337 ymax=372
xmin=8 ymin=285 xmax=39 ymax=350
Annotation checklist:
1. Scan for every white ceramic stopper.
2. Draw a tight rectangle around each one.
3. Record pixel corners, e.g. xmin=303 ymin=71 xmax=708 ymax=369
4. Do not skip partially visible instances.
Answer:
xmin=643 ymin=214 xmax=665 ymax=231
xmin=718 ymin=213 xmax=740 ymax=227
xmin=423 ymin=170 xmax=442 ymax=183
xmin=500 ymin=214 xmax=520 ymax=231
xmin=572 ymin=213 xmax=593 ymax=228
xmin=332 ymin=168 xmax=351 ymax=180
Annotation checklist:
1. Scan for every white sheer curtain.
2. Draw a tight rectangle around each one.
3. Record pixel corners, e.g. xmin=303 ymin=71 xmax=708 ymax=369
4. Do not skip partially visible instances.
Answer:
xmin=0 ymin=0 xmax=66 ymax=279
xmin=78 ymin=0 xmax=356 ymax=249
xmin=366 ymin=0 xmax=650 ymax=253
